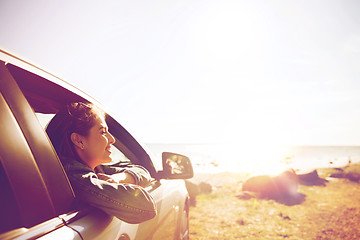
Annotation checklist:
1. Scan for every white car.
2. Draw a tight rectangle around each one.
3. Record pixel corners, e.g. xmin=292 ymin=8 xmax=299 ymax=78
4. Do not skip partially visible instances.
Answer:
xmin=0 ymin=49 xmax=193 ymax=240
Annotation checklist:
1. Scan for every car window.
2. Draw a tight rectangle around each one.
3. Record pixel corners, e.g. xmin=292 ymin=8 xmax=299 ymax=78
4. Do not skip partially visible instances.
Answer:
xmin=106 ymin=145 xmax=131 ymax=165
xmin=35 ymin=113 xmax=131 ymax=164
xmin=0 ymin=162 xmax=23 ymax=234
xmin=36 ymin=113 xmax=55 ymax=129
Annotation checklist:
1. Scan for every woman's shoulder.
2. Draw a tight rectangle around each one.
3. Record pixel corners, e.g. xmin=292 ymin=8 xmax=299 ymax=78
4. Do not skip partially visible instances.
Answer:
xmin=61 ymin=156 xmax=94 ymax=174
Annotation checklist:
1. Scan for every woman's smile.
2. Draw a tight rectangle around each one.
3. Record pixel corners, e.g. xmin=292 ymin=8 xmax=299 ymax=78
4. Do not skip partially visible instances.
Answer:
xmin=106 ymin=146 xmax=112 ymax=154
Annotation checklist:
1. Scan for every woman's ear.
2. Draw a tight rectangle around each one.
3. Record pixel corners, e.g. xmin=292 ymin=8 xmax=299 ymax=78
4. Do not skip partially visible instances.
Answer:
xmin=70 ymin=132 xmax=85 ymax=150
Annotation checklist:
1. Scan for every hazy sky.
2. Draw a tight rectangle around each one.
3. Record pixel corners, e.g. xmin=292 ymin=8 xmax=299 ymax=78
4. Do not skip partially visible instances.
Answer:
xmin=1 ymin=0 xmax=360 ymax=147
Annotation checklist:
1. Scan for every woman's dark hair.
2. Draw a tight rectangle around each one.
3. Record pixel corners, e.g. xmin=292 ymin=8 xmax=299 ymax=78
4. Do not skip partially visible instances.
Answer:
xmin=46 ymin=102 xmax=105 ymax=159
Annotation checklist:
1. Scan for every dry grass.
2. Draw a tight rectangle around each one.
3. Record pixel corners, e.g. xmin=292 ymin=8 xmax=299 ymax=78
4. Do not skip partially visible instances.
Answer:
xmin=189 ymin=164 xmax=360 ymax=240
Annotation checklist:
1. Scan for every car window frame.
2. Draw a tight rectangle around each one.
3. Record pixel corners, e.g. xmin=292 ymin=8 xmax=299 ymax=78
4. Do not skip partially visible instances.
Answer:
xmin=0 ymin=61 xmax=75 ymax=228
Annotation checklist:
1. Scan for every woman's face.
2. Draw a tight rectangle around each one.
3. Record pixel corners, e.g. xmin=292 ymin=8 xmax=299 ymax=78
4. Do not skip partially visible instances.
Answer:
xmin=81 ymin=116 xmax=115 ymax=168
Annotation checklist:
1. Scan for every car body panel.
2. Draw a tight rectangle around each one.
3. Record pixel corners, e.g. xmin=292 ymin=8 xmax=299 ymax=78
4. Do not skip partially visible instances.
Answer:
xmin=65 ymin=209 xmax=124 ymax=240
xmin=136 ymin=180 xmax=188 ymax=240
xmin=0 ymin=216 xmax=80 ymax=240
xmin=36 ymin=227 xmax=81 ymax=240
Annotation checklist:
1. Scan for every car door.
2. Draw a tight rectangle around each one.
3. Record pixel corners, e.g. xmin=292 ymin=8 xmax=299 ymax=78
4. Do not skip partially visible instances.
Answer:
xmin=0 ymin=61 xmax=80 ymax=240
xmin=105 ymin=119 xmax=183 ymax=240
xmin=135 ymin=180 xmax=186 ymax=240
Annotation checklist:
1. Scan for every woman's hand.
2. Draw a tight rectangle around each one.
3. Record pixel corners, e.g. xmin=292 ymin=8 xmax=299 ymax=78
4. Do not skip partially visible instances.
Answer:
xmin=97 ymin=173 xmax=117 ymax=183
xmin=112 ymin=172 xmax=136 ymax=184
xmin=97 ymin=172 xmax=136 ymax=184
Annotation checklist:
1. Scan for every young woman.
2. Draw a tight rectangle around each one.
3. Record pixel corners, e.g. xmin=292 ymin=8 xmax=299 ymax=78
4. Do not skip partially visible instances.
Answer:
xmin=46 ymin=102 xmax=156 ymax=224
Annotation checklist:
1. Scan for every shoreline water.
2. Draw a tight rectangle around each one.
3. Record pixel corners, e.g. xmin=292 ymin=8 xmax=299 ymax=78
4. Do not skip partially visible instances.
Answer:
xmin=146 ymin=144 xmax=360 ymax=174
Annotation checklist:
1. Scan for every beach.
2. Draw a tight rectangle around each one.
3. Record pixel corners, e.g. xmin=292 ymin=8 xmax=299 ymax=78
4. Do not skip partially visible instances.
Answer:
xmin=147 ymin=144 xmax=360 ymax=239
xmin=188 ymin=164 xmax=360 ymax=240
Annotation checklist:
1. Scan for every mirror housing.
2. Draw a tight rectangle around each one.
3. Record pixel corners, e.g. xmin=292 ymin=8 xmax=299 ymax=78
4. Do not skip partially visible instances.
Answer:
xmin=157 ymin=152 xmax=194 ymax=180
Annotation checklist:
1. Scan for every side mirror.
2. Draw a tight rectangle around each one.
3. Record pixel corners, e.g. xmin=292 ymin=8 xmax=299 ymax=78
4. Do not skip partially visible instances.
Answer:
xmin=157 ymin=152 xmax=194 ymax=179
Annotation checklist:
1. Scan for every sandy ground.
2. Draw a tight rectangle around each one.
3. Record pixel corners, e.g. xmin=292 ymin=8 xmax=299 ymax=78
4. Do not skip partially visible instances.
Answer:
xmin=189 ymin=167 xmax=360 ymax=240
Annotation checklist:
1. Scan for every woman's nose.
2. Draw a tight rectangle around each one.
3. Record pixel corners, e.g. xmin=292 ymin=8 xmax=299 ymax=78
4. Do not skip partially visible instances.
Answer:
xmin=108 ymin=132 xmax=116 ymax=144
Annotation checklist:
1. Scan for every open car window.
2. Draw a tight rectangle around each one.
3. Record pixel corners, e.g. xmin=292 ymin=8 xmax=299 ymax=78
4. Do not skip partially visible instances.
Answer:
xmin=36 ymin=113 xmax=54 ymax=129
xmin=35 ymin=112 xmax=131 ymax=165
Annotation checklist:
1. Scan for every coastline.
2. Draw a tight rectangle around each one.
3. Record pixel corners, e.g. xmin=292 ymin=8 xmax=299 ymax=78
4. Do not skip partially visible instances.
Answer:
xmin=189 ymin=163 xmax=360 ymax=239
xmin=147 ymin=144 xmax=360 ymax=175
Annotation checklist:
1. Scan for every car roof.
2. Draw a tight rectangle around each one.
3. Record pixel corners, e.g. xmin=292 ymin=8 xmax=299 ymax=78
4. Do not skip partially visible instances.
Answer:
xmin=0 ymin=49 xmax=103 ymax=113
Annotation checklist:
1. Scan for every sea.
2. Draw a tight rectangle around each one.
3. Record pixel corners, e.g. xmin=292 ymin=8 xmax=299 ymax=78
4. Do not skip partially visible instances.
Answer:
xmin=146 ymin=143 xmax=360 ymax=174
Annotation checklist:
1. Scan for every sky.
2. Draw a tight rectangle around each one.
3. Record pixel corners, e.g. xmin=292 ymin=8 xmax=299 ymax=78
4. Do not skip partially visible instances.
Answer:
xmin=1 ymin=0 xmax=360 ymax=147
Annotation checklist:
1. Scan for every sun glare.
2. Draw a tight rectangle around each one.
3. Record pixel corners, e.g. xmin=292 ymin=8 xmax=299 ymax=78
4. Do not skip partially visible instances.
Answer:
xmin=212 ymin=106 xmax=297 ymax=174
xmin=191 ymin=2 xmax=267 ymax=74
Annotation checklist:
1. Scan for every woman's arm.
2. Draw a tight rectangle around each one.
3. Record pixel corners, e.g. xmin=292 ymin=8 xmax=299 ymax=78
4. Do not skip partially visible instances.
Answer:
xmin=64 ymin=160 xmax=157 ymax=224
xmin=98 ymin=161 xmax=153 ymax=187
xmin=97 ymin=172 xmax=136 ymax=184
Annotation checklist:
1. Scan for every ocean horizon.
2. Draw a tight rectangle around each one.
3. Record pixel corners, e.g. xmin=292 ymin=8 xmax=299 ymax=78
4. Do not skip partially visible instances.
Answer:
xmin=146 ymin=143 xmax=360 ymax=174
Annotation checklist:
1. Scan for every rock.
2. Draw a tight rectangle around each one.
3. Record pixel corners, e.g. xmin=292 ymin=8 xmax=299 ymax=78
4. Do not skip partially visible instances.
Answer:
xmin=242 ymin=169 xmax=305 ymax=205
xmin=236 ymin=219 xmax=245 ymax=225
xmin=330 ymin=172 xmax=345 ymax=178
xmin=279 ymin=212 xmax=290 ymax=220
xmin=274 ymin=169 xmax=299 ymax=195
xmin=345 ymin=172 xmax=360 ymax=182
xmin=199 ymin=182 xmax=212 ymax=194
xmin=184 ymin=181 xmax=213 ymax=206
xmin=298 ymin=169 xmax=319 ymax=181
xmin=329 ymin=170 xmax=360 ymax=182
xmin=298 ymin=169 xmax=328 ymax=186
xmin=235 ymin=191 xmax=256 ymax=200
xmin=242 ymin=169 xmax=298 ymax=199
xmin=242 ymin=174 xmax=276 ymax=198
xmin=283 ymin=216 xmax=291 ymax=220
xmin=185 ymin=180 xmax=200 ymax=206
xmin=334 ymin=168 xmax=344 ymax=172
